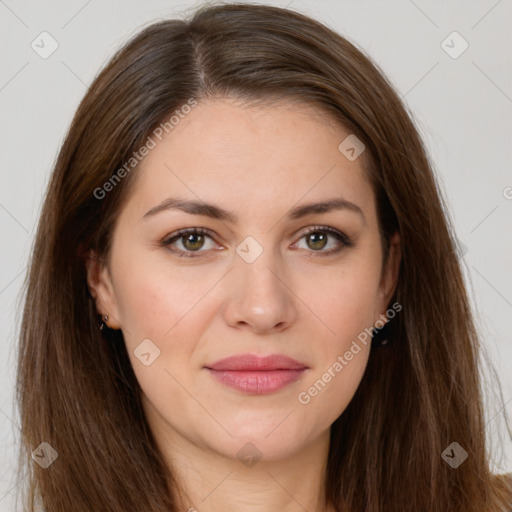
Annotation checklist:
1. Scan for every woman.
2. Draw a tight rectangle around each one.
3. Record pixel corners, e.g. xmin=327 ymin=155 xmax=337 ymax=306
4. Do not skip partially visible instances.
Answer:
xmin=16 ymin=3 xmax=512 ymax=511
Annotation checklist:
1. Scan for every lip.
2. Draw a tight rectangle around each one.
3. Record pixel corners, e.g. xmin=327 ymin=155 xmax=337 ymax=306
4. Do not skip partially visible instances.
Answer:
xmin=205 ymin=354 xmax=308 ymax=395
xmin=206 ymin=354 xmax=308 ymax=371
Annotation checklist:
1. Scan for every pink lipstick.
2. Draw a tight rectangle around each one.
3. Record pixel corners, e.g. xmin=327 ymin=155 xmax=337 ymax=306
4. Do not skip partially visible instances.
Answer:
xmin=205 ymin=354 xmax=308 ymax=395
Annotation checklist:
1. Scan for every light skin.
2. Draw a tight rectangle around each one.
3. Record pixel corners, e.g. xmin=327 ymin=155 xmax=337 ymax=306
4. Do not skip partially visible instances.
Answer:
xmin=86 ymin=98 xmax=401 ymax=512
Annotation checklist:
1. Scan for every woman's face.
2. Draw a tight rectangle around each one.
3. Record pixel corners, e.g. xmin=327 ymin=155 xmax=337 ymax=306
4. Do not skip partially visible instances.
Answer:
xmin=87 ymin=98 xmax=400 ymax=463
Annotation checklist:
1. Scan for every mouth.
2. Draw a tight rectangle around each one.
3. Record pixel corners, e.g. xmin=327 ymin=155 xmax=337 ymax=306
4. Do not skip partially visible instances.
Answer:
xmin=205 ymin=353 xmax=308 ymax=395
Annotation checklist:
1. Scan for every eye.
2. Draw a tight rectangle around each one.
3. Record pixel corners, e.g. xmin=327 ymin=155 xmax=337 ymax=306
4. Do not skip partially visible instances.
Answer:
xmin=161 ymin=225 xmax=353 ymax=259
xmin=293 ymin=225 xmax=353 ymax=256
xmin=161 ymin=228 xmax=219 ymax=258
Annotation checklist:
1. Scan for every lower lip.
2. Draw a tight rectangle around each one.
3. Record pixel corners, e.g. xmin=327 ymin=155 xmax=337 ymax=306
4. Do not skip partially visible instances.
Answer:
xmin=206 ymin=369 xmax=306 ymax=394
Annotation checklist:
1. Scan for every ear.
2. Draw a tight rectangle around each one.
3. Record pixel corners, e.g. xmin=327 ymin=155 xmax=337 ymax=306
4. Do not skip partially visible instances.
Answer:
xmin=376 ymin=231 xmax=401 ymax=320
xmin=85 ymin=250 xmax=121 ymax=329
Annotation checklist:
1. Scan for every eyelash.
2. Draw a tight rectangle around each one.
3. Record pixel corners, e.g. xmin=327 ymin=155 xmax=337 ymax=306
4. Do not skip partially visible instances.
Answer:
xmin=160 ymin=225 xmax=354 ymax=259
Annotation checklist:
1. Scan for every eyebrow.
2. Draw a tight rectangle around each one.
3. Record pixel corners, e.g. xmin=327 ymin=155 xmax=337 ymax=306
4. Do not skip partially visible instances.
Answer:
xmin=142 ymin=197 xmax=365 ymax=224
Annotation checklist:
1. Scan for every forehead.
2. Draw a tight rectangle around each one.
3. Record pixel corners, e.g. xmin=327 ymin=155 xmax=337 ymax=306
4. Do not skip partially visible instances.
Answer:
xmin=122 ymin=98 xmax=375 ymax=224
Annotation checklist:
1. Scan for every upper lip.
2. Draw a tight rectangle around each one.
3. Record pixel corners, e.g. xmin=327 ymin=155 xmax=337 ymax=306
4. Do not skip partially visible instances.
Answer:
xmin=206 ymin=354 xmax=308 ymax=371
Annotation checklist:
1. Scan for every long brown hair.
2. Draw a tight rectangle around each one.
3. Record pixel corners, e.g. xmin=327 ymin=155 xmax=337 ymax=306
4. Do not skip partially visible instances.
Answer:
xmin=16 ymin=3 xmax=511 ymax=511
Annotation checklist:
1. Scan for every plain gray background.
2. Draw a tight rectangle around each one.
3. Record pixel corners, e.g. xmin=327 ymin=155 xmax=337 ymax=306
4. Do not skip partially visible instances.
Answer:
xmin=1 ymin=0 xmax=511 ymax=510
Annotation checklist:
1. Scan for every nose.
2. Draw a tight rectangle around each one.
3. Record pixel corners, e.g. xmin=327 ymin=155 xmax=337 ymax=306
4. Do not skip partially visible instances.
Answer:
xmin=221 ymin=247 xmax=298 ymax=335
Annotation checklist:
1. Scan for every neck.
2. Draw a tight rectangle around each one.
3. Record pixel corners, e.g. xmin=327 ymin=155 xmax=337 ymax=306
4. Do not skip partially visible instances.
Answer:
xmin=148 ymin=407 xmax=335 ymax=511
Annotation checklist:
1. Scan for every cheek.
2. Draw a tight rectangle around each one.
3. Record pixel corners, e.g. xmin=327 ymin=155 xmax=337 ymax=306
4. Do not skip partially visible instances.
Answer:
xmin=293 ymin=258 xmax=379 ymax=418
xmin=112 ymin=262 xmax=215 ymax=403
xmin=297 ymin=280 xmax=373 ymax=424
xmin=302 ymin=344 xmax=370 ymax=426
xmin=305 ymin=255 xmax=382 ymax=339
xmin=112 ymin=250 xmax=221 ymax=345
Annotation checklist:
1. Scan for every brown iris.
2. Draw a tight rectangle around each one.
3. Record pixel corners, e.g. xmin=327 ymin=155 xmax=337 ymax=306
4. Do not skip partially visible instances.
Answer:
xmin=182 ymin=233 xmax=205 ymax=251
xmin=306 ymin=232 xmax=328 ymax=251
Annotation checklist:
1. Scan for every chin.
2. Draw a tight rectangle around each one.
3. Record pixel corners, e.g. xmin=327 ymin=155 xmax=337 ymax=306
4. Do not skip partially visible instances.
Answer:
xmin=209 ymin=425 xmax=308 ymax=461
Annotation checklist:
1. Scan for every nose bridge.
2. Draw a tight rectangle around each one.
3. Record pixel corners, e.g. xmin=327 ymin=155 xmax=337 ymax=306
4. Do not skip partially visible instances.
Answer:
xmin=235 ymin=234 xmax=286 ymax=300
xmin=223 ymin=233 xmax=297 ymax=332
